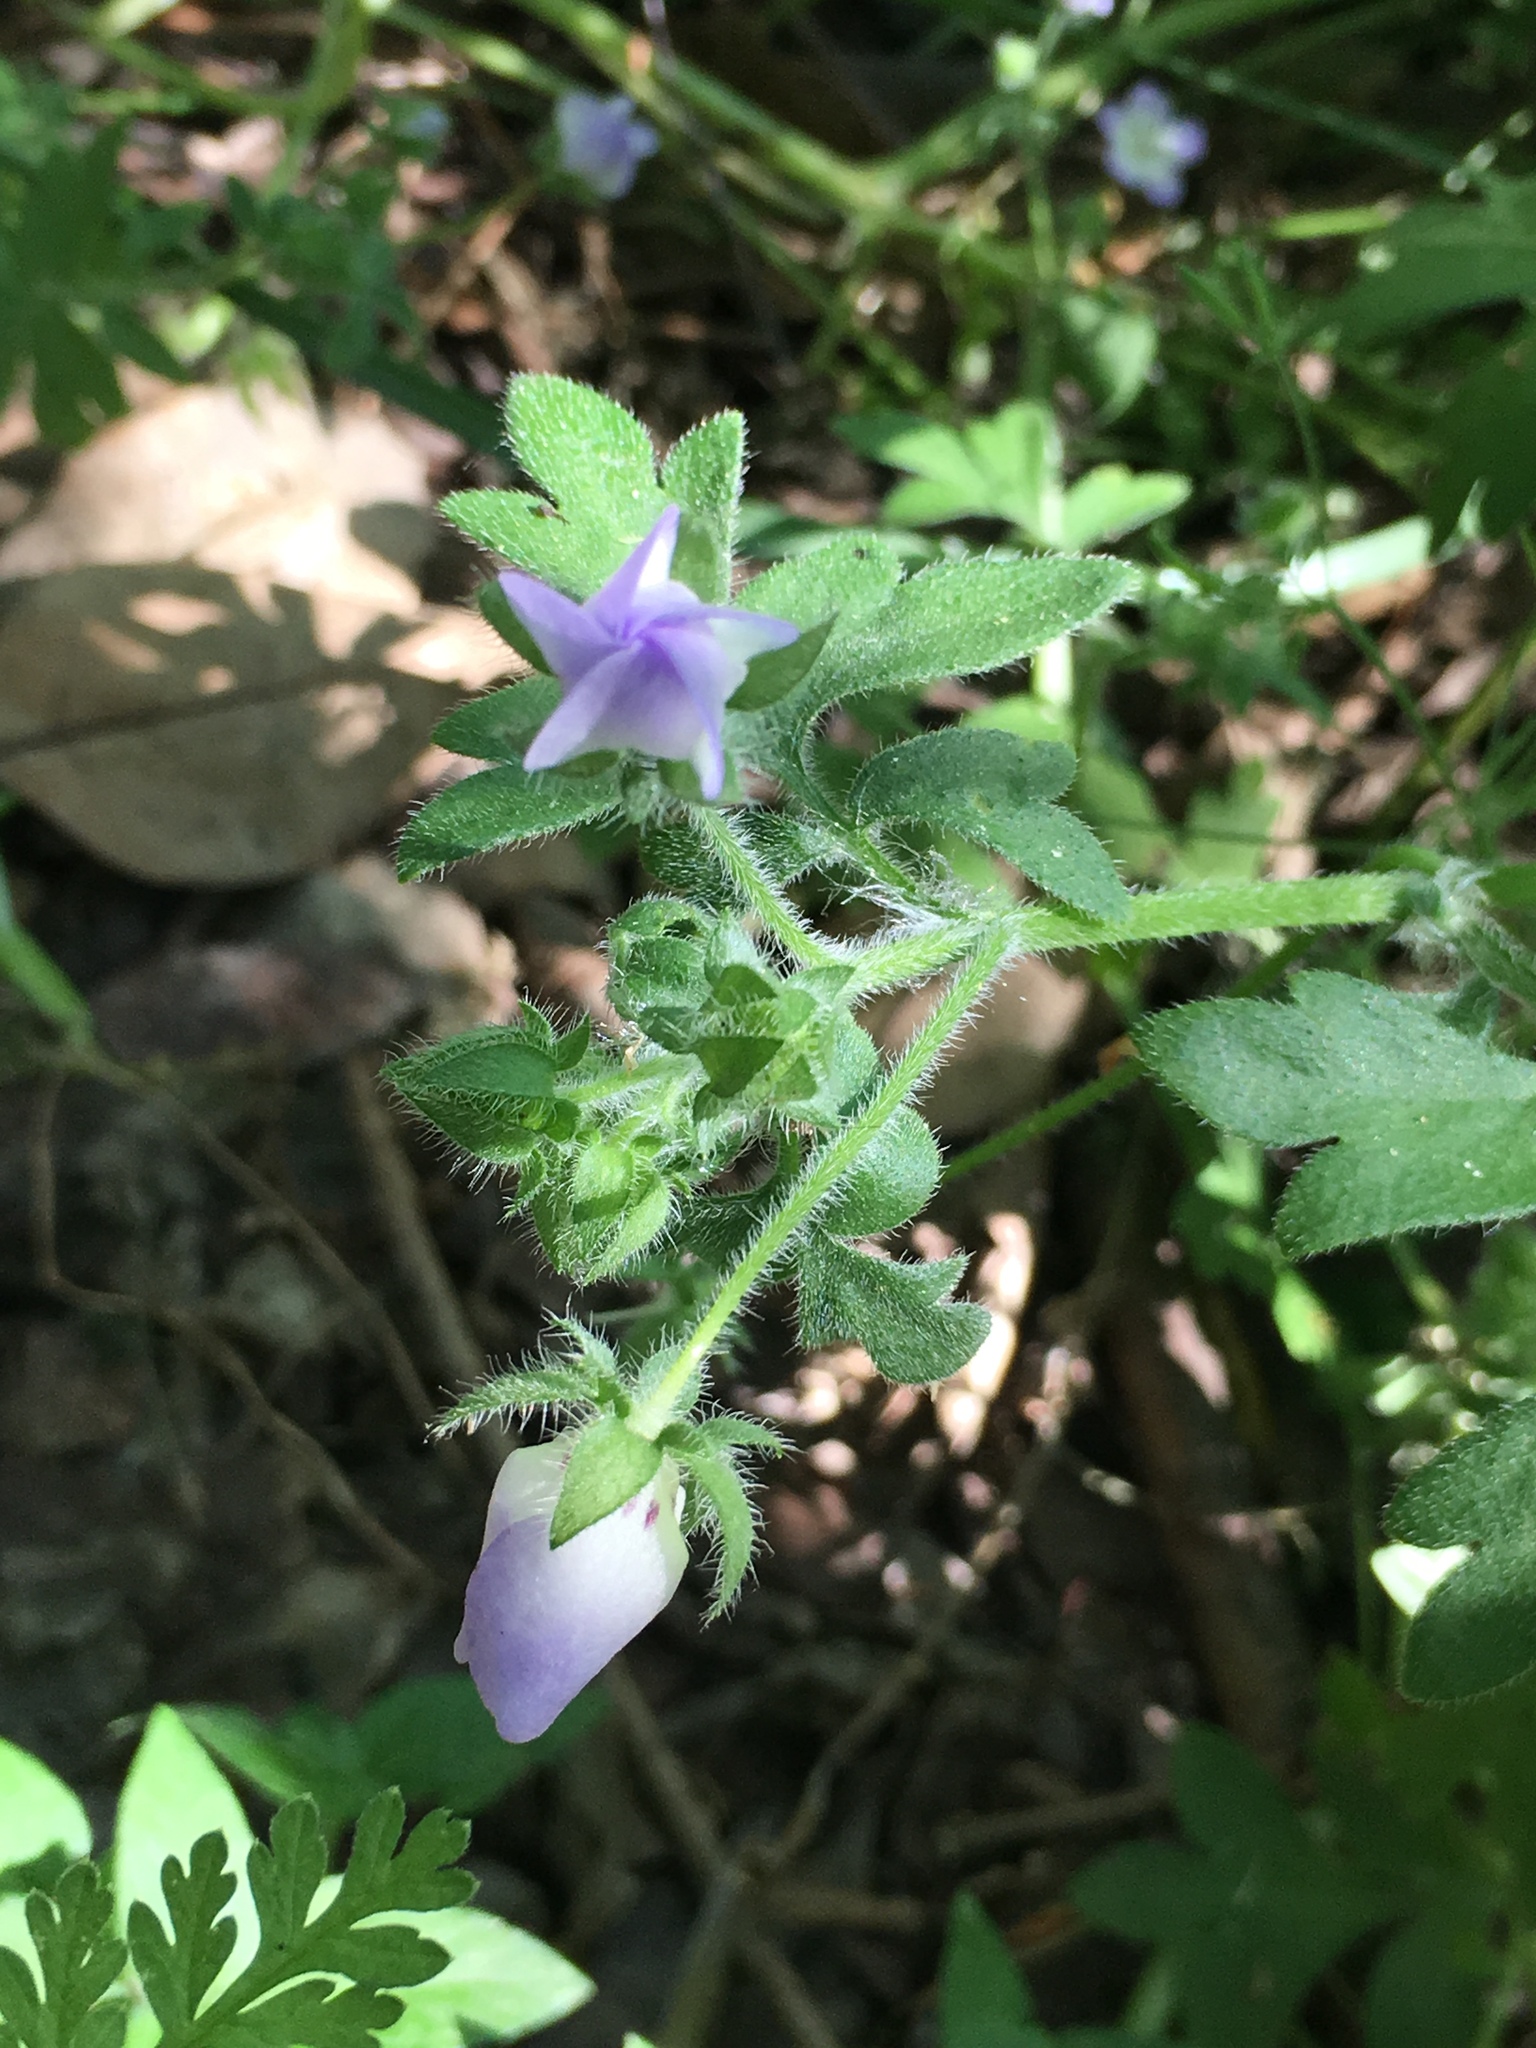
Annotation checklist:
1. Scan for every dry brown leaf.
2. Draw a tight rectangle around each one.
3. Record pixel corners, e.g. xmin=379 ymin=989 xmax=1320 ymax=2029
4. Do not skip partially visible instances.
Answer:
xmin=0 ymin=381 xmax=511 ymax=884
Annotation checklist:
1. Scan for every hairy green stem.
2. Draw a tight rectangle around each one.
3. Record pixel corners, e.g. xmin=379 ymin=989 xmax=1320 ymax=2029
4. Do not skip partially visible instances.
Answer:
xmin=631 ymin=930 xmax=1014 ymax=1433
xmin=846 ymin=871 xmax=1407 ymax=996
xmin=692 ymin=808 xmax=837 ymax=969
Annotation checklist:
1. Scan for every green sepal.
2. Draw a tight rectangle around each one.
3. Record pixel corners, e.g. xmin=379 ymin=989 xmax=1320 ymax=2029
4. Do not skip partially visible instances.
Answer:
xmin=731 ymin=615 xmax=835 ymax=713
xmin=550 ymin=1418 xmax=664 ymax=1548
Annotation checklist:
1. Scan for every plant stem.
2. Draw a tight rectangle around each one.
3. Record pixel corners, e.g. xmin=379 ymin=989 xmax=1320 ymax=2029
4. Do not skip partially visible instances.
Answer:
xmin=631 ymin=930 xmax=1014 ymax=1432
xmin=693 ymin=808 xmax=837 ymax=969
xmin=943 ymin=1059 xmax=1142 ymax=1182
xmin=847 ymin=871 xmax=1407 ymax=996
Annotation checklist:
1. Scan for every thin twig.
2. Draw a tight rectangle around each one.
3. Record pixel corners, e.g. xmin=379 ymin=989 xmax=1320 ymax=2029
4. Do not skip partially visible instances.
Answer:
xmin=27 ymin=1074 xmax=440 ymax=1594
xmin=604 ymin=1659 xmax=845 ymax=2048
xmin=934 ymin=1783 xmax=1170 ymax=1863
xmin=87 ymin=1052 xmax=446 ymax=1444
xmin=342 ymin=1051 xmax=506 ymax=1480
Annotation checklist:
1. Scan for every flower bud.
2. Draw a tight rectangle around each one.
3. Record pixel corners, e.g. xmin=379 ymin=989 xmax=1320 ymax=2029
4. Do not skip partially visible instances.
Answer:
xmin=455 ymin=1436 xmax=688 ymax=1742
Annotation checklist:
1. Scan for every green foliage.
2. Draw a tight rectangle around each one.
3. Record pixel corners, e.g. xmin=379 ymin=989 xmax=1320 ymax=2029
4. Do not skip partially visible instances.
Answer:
xmin=0 ymin=1743 xmax=91 ymax=1886
xmin=937 ymin=1890 xmax=1137 ymax=2048
xmin=0 ymin=1864 xmax=127 ymax=2048
xmin=850 ymin=726 xmax=1127 ymax=918
xmin=839 ymin=404 xmax=1188 ymax=548
xmin=1333 ymin=179 xmax=1536 ymax=341
xmin=771 ymin=553 xmax=1137 ymax=730
xmin=1136 ymin=972 xmax=1536 ymax=1254
xmin=797 ymin=1236 xmax=991 ymax=1385
xmin=1073 ymin=1725 xmax=1389 ymax=2048
xmin=1385 ymin=1400 xmax=1536 ymax=1701
xmin=661 ymin=411 xmax=746 ymax=603
xmin=549 ymin=1416 xmax=663 ymax=1547
xmin=0 ymin=1714 xmax=592 ymax=2048
xmin=396 ymin=762 xmax=624 ymax=881
xmin=181 ymin=1676 xmax=604 ymax=1833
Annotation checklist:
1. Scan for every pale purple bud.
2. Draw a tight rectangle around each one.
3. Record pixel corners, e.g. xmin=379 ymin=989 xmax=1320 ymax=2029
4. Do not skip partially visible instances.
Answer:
xmin=456 ymin=1436 xmax=688 ymax=1742
xmin=1096 ymin=81 xmax=1207 ymax=206
xmin=554 ymin=92 xmax=659 ymax=201
xmin=501 ymin=504 xmax=799 ymax=799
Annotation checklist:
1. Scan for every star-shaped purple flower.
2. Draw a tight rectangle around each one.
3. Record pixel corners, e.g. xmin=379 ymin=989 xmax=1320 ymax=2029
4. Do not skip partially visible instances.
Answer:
xmin=456 ymin=1435 xmax=688 ymax=1743
xmin=1096 ymin=81 xmax=1207 ymax=207
xmin=501 ymin=504 xmax=799 ymax=799
xmin=554 ymin=92 xmax=659 ymax=202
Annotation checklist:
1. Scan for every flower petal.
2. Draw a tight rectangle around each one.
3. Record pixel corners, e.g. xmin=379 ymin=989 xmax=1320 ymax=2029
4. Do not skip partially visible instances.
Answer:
xmin=456 ymin=1465 xmax=688 ymax=1742
xmin=588 ymin=506 xmax=682 ymax=633
xmin=500 ymin=571 xmax=615 ymax=681
xmin=522 ymin=646 xmax=639 ymax=771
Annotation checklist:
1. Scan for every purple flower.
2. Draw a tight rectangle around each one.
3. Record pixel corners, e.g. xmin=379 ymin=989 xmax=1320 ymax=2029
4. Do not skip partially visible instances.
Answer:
xmin=1063 ymin=0 xmax=1115 ymax=16
xmin=554 ymin=92 xmax=659 ymax=201
xmin=1096 ymin=81 xmax=1207 ymax=206
xmin=456 ymin=1435 xmax=688 ymax=1742
xmin=501 ymin=504 xmax=799 ymax=799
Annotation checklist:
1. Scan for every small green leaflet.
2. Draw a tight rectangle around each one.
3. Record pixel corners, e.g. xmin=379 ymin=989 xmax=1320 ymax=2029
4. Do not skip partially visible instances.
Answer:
xmin=797 ymin=1235 xmax=990 ymax=1384
xmin=1135 ymin=972 xmax=1536 ymax=1254
xmin=1386 ymin=1401 xmax=1536 ymax=1702
xmin=397 ymin=761 xmax=622 ymax=880
xmin=850 ymin=727 xmax=1128 ymax=920
xmin=0 ymin=1863 xmax=126 ymax=2048
xmin=661 ymin=412 xmax=745 ymax=603
xmin=937 ymin=1891 xmax=1139 ymax=2048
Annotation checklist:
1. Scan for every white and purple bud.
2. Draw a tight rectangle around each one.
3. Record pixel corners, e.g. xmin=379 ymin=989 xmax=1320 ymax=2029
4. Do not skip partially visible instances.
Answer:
xmin=554 ymin=92 xmax=659 ymax=202
xmin=1096 ymin=81 xmax=1208 ymax=207
xmin=501 ymin=503 xmax=799 ymax=799
xmin=455 ymin=1435 xmax=688 ymax=1742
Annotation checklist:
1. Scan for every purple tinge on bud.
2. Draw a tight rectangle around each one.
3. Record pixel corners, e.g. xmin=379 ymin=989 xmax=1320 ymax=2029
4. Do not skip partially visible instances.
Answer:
xmin=501 ymin=504 xmax=799 ymax=799
xmin=1096 ymin=81 xmax=1207 ymax=206
xmin=554 ymin=92 xmax=659 ymax=201
xmin=456 ymin=1437 xmax=688 ymax=1742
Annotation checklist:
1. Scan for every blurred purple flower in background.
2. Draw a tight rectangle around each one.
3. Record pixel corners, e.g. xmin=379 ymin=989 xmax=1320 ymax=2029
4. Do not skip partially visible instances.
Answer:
xmin=456 ymin=1436 xmax=688 ymax=1742
xmin=501 ymin=504 xmax=799 ymax=799
xmin=1062 ymin=0 xmax=1115 ymax=17
xmin=1096 ymin=81 xmax=1207 ymax=205
xmin=554 ymin=92 xmax=659 ymax=200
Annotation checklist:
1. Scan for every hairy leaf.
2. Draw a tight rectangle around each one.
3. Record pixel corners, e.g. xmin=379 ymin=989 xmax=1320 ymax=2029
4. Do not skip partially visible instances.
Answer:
xmin=661 ymin=412 xmax=745 ymax=603
xmin=1136 ymin=973 xmax=1536 ymax=1254
xmin=397 ymin=762 xmax=621 ymax=880
xmin=851 ymin=726 xmax=1127 ymax=919
xmin=797 ymin=1236 xmax=990 ymax=1384
xmin=1387 ymin=1402 xmax=1536 ymax=1701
